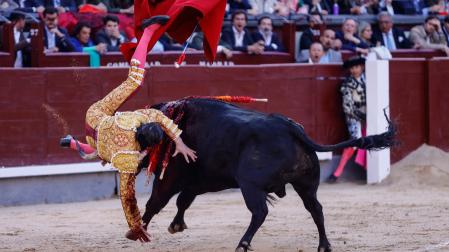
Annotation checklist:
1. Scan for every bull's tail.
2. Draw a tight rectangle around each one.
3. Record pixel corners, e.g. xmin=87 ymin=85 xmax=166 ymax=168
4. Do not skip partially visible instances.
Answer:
xmin=283 ymin=110 xmax=397 ymax=152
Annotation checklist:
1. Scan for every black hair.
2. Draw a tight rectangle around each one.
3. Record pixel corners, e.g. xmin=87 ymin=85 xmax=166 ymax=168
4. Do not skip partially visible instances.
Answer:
xmin=425 ymin=15 xmax=439 ymax=23
xmin=103 ymin=15 xmax=119 ymax=25
xmin=257 ymin=15 xmax=271 ymax=25
xmin=136 ymin=123 xmax=164 ymax=149
xmin=43 ymin=7 xmax=58 ymax=17
xmin=72 ymin=21 xmax=91 ymax=37
xmin=231 ymin=10 xmax=248 ymax=22
xmin=9 ymin=12 xmax=25 ymax=22
xmin=307 ymin=11 xmax=323 ymax=23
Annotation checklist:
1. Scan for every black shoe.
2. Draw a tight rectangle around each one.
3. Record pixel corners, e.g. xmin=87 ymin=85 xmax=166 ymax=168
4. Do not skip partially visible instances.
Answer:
xmin=327 ymin=174 xmax=338 ymax=183
xmin=141 ymin=15 xmax=170 ymax=30
xmin=59 ymin=135 xmax=73 ymax=148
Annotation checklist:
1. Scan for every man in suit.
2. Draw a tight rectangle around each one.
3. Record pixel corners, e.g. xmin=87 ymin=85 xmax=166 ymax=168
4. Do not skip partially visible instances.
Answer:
xmin=43 ymin=7 xmax=74 ymax=52
xmin=221 ymin=10 xmax=264 ymax=54
xmin=371 ymin=12 xmax=411 ymax=50
xmin=410 ymin=15 xmax=449 ymax=56
xmin=299 ymin=12 xmax=322 ymax=52
xmin=9 ymin=12 xmax=31 ymax=67
xmin=251 ymin=16 xmax=284 ymax=52
xmin=336 ymin=17 xmax=369 ymax=55
xmin=95 ymin=15 xmax=127 ymax=52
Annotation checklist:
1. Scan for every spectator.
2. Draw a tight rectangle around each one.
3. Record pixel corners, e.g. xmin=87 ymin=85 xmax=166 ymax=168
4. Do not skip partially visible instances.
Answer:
xmin=10 ymin=12 xmax=31 ymax=67
xmin=228 ymin=0 xmax=254 ymax=13
xmin=358 ymin=22 xmax=377 ymax=48
xmin=159 ymin=33 xmax=185 ymax=51
xmin=276 ymin=0 xmax=307 ymax=15
xmin=319 ymin=29 xmax=342 ymax=63
xmin=308 ymin=42 xmax=325 ymax=63
xmin=78 ymin=0 xmax=108 ymax=13
xmin=190 ymin=32 xmax=233 ymax=59
xmin=341 ymin=0 xmax=380 ymax=15
xmin=325 ymin=0 xmax=352 ymax=14
xmin=248 ymin=0 xmax=277 ymax=15
xmin=95 ymin=15 xmax=127 ymax=52
xmin=379 ymin=0 xmax=395 ymax=15
xmin=221 ymin=10 xmax=264 ymax=54
xmin=70 ymin=22 xmax=106 ymax=53
xmin=39 ymin=0 xmax=77 ymax=13
xmin=42 ymin=7 xmax=74 ymax=53
xmin=426 ymin=0 xmax=447 ymax=15
xmin=443 ymin=16 xmax=449 ymax=46
xmin=306 ymin=0 xmax=330 ymax=15
xmin=299 ymin=12 xmax=323 ymax=52
xmin=0 ymin=0 xmax=18 ymax=12
xmin=410 ymin=15 xmax=449 ymax=56
xmin=372 ymin=12 xmax=412 ymax=50
xmin=108 ymin=0 xmax=134 ymax=14
xmin=336 ymin=18 xmax=369 ymax=55
xmin=252 ymin=16 xmax=284 ymax=52
xmin=386 ymin=0 xmax=428 ymax=15
xmin=12 ymin=0 xmax=42 ymax=13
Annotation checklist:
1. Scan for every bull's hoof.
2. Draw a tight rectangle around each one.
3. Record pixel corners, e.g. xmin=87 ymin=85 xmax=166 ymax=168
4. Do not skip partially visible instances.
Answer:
xmin=236 ymin=241 xmax=253 ymax=252
xmin=318 ymin=245 xmax=332 ymax=252
xmin=168 ymin=222 xmax=188 ymax=234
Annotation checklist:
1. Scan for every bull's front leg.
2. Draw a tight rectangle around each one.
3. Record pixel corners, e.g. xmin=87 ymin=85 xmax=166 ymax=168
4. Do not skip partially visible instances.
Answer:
xmin=142 ymin=175 xmax=181 ymax=229
xmin=168 ymin=190 xmax=197 ymax=234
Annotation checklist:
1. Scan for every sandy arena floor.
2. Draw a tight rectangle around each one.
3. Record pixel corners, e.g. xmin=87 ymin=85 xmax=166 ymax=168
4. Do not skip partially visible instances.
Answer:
xmin=1 ymin=145 xmax=449 ymax=252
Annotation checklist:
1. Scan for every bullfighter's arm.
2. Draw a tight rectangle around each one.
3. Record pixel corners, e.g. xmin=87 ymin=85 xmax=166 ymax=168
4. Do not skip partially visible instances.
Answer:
xmin=137 ymin=109 xmax=182 ymax=140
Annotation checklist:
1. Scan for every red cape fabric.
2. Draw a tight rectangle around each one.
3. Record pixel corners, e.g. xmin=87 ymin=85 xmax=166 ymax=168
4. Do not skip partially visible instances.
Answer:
xmin=120 ymin=0 xmax=226 ymax=63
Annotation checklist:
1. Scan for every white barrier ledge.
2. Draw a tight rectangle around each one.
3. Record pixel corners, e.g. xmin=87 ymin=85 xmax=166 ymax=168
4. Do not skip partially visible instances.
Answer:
xmin=0 ymin=162 xmax=116 ymax=179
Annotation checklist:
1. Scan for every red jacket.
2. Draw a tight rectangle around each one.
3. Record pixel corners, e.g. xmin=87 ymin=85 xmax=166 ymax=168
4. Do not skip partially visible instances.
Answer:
xmin=120 ymin=0 xmax=226 ymax=62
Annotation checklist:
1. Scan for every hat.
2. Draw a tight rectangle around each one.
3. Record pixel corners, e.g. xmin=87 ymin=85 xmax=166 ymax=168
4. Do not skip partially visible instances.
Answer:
xmin=343 ymin=56 xmax=366 ymax=69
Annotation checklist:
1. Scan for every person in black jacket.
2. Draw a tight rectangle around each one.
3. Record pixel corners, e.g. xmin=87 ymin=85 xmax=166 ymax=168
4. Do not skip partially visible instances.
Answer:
xmin=371 ymin=12 xmax=412 ymax=50
xmin=298 ymin=12 xmax=323 ymax=52
xmin=251 ymin=16 xmax=284 ymax=52
xmin=220 ymin=10 xmax=264 ymax=54
xmin=95 ymin=15 xmax=128 ymax=52
xmin=43 ymin=7 xmax=74 ymax=52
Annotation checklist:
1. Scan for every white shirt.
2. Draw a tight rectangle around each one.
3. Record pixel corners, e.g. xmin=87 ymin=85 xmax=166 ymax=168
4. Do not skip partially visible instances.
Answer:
xmin=13 ymin=27 xmax=23 ymax=68
xmin=45 ymin=26 xmax=56 ymax=49
xmin=232 ymin=26 xmax=245 ymax=47
xmin=258 ymin=30 xmax=272 ymax=46
xmin=382 ymin=30 xmax=397 ymax=50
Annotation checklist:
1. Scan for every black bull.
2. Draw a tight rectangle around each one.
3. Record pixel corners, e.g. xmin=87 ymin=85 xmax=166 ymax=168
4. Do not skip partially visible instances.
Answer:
xmin=139 ymin=98 xmax=395 ymax=252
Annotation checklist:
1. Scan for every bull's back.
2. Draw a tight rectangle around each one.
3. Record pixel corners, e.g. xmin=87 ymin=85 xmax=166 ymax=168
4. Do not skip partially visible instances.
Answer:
xmin=184 ymin=99 xmax=297 ymax=179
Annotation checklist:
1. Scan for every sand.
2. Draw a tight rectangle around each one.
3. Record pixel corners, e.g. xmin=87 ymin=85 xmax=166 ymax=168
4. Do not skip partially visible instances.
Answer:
xmin=1 ymin=144 xmax=449 ymax=252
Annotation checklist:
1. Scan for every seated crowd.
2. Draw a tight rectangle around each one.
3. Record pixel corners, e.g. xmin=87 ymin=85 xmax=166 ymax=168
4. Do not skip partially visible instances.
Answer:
xmin=1 ymin=0 xmax=449 ymax=67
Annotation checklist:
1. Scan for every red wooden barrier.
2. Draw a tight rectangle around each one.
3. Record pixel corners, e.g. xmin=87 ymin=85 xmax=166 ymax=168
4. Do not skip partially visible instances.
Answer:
xmin=0 ymin=23 xmax=15 ymax=67
xmin=427 ymin=58 xmax=449 ymax=151
xmin=0 ymin=61 xmax=443 ymax=167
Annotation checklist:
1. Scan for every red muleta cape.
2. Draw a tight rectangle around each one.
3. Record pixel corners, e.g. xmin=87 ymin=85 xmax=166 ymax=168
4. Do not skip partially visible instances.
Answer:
xmin=120 ymin=0 xmax=227 ymax=63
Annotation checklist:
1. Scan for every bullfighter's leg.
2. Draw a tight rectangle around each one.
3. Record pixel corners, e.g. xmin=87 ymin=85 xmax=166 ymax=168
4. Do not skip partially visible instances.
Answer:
xmin=235 ymin=183 xmax=268 ymax=252
xmin=168 ymin=190 xmax=197 ymax=234
xmin=292 ymin=183 xmax=332 ymax=252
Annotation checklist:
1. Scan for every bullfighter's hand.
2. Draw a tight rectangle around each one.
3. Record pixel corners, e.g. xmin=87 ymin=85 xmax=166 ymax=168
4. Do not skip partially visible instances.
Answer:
xmin=125 ymin=225 xmax=151 ymax=243
xmin=173 ymin=137 xmax=197 ymax=163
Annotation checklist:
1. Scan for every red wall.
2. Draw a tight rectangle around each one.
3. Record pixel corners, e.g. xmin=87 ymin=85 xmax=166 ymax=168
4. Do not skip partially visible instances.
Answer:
xmin=1 ymin=60 xmax=447 ymax=167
